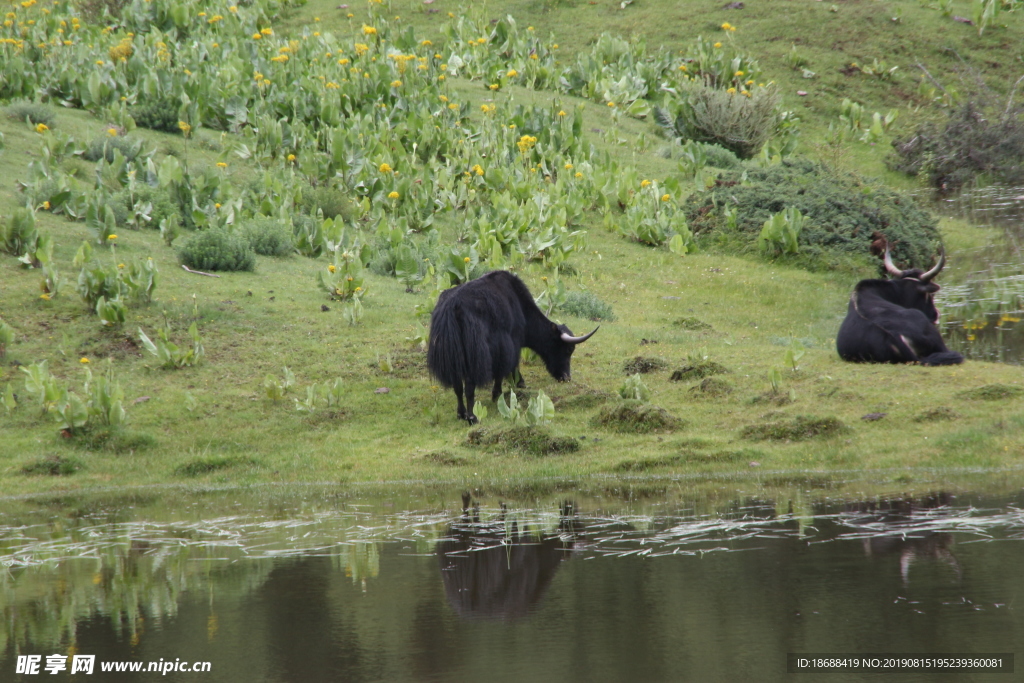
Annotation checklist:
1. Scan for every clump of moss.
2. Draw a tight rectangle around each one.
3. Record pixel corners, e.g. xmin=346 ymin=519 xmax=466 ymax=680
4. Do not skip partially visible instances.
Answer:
xmin=673 ymin=317 xmax=713 ymax=331
xmin=174 ymin=455 xmax=259 ymax=477
xmin=623 ymin=356 xmax=667 ymax=374
xmin=467 ymin=426 xmax=580 ymax=456
xmin=23 ymin=456 xmax=84 ymax=476
xmin=741 ymin=415 xmax=849 ymax=442
xmin=913 ymin=407 xmax=960 ymax=422
xmin=592 ymin=400 xmax=683 ymax=434
xmin=956 ymin=384 xmax=1023 ymax=401
xmin=424 ymin=450 xmax=468 ymax=466
xmin=670 ymin=361 xmax=728 ymax=381
xmin=689 ymin=377 xmax=733 ymax=397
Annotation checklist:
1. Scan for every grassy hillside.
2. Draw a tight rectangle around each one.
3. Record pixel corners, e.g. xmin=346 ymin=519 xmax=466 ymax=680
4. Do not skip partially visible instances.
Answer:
xmin=2 ymin=0 xmax=1024 ymax=497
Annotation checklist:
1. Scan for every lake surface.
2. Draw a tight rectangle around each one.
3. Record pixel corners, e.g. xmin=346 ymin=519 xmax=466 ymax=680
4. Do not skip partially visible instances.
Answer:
xmin=1 ymin=486 xmax=1022 ymax=682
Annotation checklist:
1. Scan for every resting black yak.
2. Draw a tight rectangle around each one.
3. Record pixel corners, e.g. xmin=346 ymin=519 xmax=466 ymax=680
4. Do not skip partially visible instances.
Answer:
xmin=427 ymin=271 xmax=598 ymax=424
xmin=836 ymin=248 xmax=963 ymax=366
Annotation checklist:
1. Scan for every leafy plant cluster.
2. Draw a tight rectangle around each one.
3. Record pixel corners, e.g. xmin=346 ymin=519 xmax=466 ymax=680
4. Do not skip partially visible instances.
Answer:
xmin=684 ymin=159 xmax=943 ymax=271
xmin=14 ymin=360 xmax=128 ymax=435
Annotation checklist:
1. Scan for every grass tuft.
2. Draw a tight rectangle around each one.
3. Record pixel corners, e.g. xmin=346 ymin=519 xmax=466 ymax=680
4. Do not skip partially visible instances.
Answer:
xmin=956 ymin=384 xmax=1024 ymax=401
xmin=72 ymin=429 xmax=156 ymax=453
xmin=688 ymin=377 xmax=733 ymax=397
xmin=741 ymin=415 xmax=849 ymax=442
xmin=22 ymin=456 xmax=84 ymax=476
xmin=623 ymin=356 xmax=667 ymax=374
xmin=174 ymin=455 xmax=259 ymax=477
xmin=467 ymin=426 xmax=580 ymax=456
xmin=914 ymin=407 xmax=960 ymax=422
xmin=592 ymin=400 xmax=683 ymax=433
xmin=670 ymin=361 xmax=728 ymax=381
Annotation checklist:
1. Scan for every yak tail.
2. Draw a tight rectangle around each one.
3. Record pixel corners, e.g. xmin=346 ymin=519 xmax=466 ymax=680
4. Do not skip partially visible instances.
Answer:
xmin=427 ymin=304 xmax=486 ymax=388
xmin=919 ymin=350 xmax=965 ymax=366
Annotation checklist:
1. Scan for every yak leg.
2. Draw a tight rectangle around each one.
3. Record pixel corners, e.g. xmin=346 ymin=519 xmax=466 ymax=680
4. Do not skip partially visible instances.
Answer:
xmin=492 ymin=376 xmax=503 ymax=402
xmin=464 ymin=383 xmax=478 ymax=425
xmin=454 ymin=382 xmax=467 ymax=421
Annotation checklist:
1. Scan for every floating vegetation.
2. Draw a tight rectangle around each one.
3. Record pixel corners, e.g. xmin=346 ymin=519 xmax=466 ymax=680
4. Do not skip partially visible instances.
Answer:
xmin=740 ymin=415 xmax=849 ymax=441
xmin=593 ymin=400 xmax=683 ymax=433
xmin=623 ymin=356 xmax=667 ymax=374
xmin=956 ymin=384 xmax=1024 ymax=401
xmin=467 ymin=426 xmax=580 ymax=456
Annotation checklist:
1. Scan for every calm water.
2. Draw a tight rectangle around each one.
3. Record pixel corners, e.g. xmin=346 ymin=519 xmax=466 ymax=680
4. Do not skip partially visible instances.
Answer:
xmin=1 ymin=487 xmax=1023 ymax=682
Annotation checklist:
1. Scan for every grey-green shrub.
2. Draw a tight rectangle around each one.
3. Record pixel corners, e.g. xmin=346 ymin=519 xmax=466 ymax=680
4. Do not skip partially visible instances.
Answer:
xmin=241 ymin=217 xmax=294 ymax=256
xmin=559 ymin=291 xmax=616 ymax=321
xmin=301 ymin=185 xmax=353 ymax=220
xmin=5 ymin=101 xmax=56 ymax=127
xmin=130 ymin=96 xmax=182 ymax=134
xmin=178 ymin=229 xmax=255 ymax=272
xmin=83 ymin=135 xmax=144 ymax=163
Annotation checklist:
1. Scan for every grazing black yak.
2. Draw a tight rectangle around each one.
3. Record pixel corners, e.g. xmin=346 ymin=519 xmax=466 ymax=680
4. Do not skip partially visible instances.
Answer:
xmin=427 ymin=271 xmax=597 ymax=424
xmin=836 ymin=248 xmax=963 ymax=366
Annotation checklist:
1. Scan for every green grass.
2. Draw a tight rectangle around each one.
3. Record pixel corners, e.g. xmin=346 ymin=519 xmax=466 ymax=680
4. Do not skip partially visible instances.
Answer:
xmin=3 ymin=0 xmax=1024 ymax=498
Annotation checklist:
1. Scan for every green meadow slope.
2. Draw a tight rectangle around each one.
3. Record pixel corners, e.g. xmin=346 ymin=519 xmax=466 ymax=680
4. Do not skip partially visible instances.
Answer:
xmin=1 ymin=0 xmax=1024 ymax=497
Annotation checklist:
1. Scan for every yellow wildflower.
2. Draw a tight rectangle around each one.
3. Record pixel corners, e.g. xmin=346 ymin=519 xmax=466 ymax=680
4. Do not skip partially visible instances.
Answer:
xmin=388 ymin=191 xmax=400 ymax=199
xmin=80 ymin=357 xmax=90 ymax=364
xmin=379 ymin=163 xmax=393 ymax=173
xmin=575 ymin=172 xmax=583 ymax=178
xmin=107 ymin=234 xmax=117 ymax=240
xmin=391 ymin=79 xmax=402 ymax=87
xmin=641 ymin=179 xmax=651 ymax=188
xmin=362 ymin=25 xmax=377 ymax=35
xmin=607 ymin=101 xmax=615 ymax=107
xmin=661 ymin=194 xmax=670 ymax=202
xmin=216 ymin=162 xmax=227 ymax=168
xmin=721 ymin=22 xmax=733 ymax=30
xmin=558 ymin=110 xmax=567 ymax=117
xmin=328 ymin=264 xmax=336 ymax=273
xmin=35 ymin=123 xmax=48 ymax=133
xmin=727 ymin=87 xmax=736 ymax=94
xmin=714 ymin=42 xmax=722 ymax=48
xmin=564 ymin=163 xmax=573 ymax=170
xmin=472 ymin=164 xmax=484 ymax=175
xmin=421 ymin=39 xmax=433 ymax=46
xmin=42 ymin=201 xmax=50 ymax=210
xmin=489 ymin=83 xmax=499 ymax=90
xmin=735 ymin=70 xmax=744 ymax=77
xmin=40 ymin=293 xmax=51 ymax=300
xmin=463 ymin=257 xmax=471 ymax=263
xmin=507 ymin=69 xmax=518 ymax=77
xmin=261 ymin=27 xmax=273 ymax=35
xmin=178 ymin=121 xmax=191 ymax=136
xmin=287 ymin=154 xmax=296 ymax=162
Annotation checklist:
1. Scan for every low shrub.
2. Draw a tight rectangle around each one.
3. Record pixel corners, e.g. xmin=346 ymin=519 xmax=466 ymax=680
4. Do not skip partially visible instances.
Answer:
xmin=623 ymin=356 xmax=666 ymax=374
xmin=113 ymin=184 xmax=181 ymax=231
xmin=670 ymin=360 xmax=728 ymax=381
xmin=130 ymin=96 xmax=182 ymax=134
xmin=83 ymin=136 xmax=144 ymax=163
xmin=890 ymin=99 xmax=1024 ymax=192
xmin=683 ymin=159 xmax=943 ymax=271
xmin=178 ymin=229 xmax=256 ymax=272
xmin=656 ymin=83 xmax=789 ymax=159
xmin=301 ymin=185 xmax=354 ymax=220
xmin=559 ymin=291 xmax=616 ymax=321
xmin=466 ymin=426 xmax=580 ymax=456
xmin=5 ymin=101 xmax=56 ymax=127
xmin=241 ymin=217 xmax=294 ymax=257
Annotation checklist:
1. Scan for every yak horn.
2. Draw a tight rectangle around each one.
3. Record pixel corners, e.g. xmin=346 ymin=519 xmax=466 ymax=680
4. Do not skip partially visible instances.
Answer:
xmin=920 ymin=250 xmax=946 ymax=283
xmin=883 ymin=246 xmax=904 ymax=278
xmin=561 ymin=326 xmax=599 ymax=344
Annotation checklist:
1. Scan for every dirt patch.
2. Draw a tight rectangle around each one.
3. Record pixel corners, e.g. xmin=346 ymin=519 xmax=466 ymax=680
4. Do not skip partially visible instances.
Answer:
xmin=689 ymin=377 xmax=733 ymax=397
xmin=956 ymin=384 xmax=1023 ymax=401
xmin=673 ymin=317 xmax=713 ymax=331
xmin=670 ymin=361 xmax=728 ymax=381
xmin=22 ymin=455 xmax=84 ymax=476
xmin=913 ymin=406 xmax=960 ymax=422
xmin=592 ymin=400 xmax=683 ymax=434
xmin=741 ymin=415 xmax=849 ymax=442
xmin=467 ymin=426 xmax=580 ymax=456
xmin=423 ymin=450 xmax=468 ymax=466
xmin=623 ymin=356 xmax=668 ymax=374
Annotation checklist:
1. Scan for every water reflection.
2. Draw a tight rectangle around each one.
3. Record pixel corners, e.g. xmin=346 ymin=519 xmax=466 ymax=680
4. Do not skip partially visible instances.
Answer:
xmin=1 ymin=488 xmax=1022 ymax=681
xmin=437 ymin=494 xmax=577 ymax=620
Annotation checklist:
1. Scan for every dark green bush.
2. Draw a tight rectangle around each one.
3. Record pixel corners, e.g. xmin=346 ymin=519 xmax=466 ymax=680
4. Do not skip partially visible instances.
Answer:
xmin=683 ymin=159 xmax=943 ymax=272
xmin=131 ymin=96 xmax=182 ymax=134
xmin=889 ymin=100 xmax=1024 ymax=192
xmin=5 ymin=101 xmax=56 ymax=127
xmin=241 ymin=217 xmax=294 ymax=256
xmin=178 ymin=228 xmax=256 ymax=272
xmin=113 ymin=184 xmax=181 ymax=230
xmin=83 ymin=135 xmax=144 ymax=163
xmin=559 ymin=291 xmax=616 ymax=321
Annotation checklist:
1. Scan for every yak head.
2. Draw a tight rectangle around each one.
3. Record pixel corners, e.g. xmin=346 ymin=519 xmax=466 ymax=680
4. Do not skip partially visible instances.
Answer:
xmin=540 ymin=323 xmax=599 ymax=382
xmin=883 ymin=247 xmax=945 ymax=323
